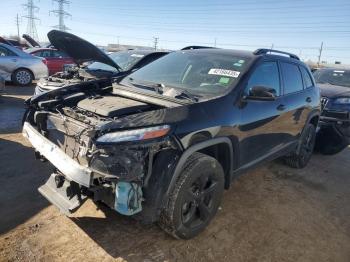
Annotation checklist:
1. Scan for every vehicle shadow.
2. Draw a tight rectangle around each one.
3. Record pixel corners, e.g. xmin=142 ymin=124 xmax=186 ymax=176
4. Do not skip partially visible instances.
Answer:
xmin=71 ymin=204 xmax=173 ymax=260
xmin=2 ymin=84 xmax=35 ymax=97
xmin=0 ymin=138 xmax=51 ymax=234
xmin=0 ymin=95 xmax=27 ymax=134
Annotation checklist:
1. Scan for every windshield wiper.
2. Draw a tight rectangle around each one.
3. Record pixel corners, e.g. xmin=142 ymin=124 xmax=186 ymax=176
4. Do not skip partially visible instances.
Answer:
xmin=126 ymin=78 xmax=199 ymax=102
xmin=174 ymin=89 xmax=200 ymax=102
xmin=127 ymin=78 xmax=164 ymax=94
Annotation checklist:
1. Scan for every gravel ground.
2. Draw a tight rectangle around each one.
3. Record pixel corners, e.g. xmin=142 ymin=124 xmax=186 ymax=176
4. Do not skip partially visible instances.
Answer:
xmin=0 ymin=85 xmax=349 ymax=262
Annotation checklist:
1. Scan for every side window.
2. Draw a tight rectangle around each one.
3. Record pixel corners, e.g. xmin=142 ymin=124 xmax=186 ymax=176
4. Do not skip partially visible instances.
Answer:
xmin=52 ymin=50 xmax=68 ymax=58
xmin=281 ymin=62 xmax=304 ymax=94
xmin=246 ymin=61 xmax=280 ymax=96
xmin=0 ymin=46 xmax=16 ymax=56
xmin=300 ymin=66 xmax=314 ymax=88
xmin=34 ymin=50 xmax=51 ymax=58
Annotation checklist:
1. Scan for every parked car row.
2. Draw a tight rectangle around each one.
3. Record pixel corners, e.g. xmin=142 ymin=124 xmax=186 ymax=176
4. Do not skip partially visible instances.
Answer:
xmin=0 ymin=43 xmax=48 ymax=85
xmin=34 ymin=30 xmax=169 ymax=94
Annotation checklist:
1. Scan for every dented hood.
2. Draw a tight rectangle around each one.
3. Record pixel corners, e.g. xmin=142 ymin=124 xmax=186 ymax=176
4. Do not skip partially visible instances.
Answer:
xmin=47 ymin=30 xmax=121 ymax=71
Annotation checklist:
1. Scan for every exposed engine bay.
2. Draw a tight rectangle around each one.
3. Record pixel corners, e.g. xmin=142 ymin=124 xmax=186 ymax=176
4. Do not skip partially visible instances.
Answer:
xmin=36 ymin=65 xmax=116 ymax=91
xmin=25 ymin=82 xmax=180 ymax=218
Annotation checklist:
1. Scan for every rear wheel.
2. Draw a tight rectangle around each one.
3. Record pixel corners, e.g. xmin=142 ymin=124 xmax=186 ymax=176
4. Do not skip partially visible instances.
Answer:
xmin=12 ymin=69 xmax=33 ymax=86
xmin=284 ymin=123 xmax=316 ymax=168
xmin=159 ymin=152 xmax=224 ymax=239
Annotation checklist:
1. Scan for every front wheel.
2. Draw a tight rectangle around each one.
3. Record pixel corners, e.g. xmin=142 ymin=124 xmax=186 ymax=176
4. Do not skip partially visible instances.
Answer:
xmin=159 ymin=152 xmax=224 ymax=239
xmin=284 ymin=123 xmax=316 ymax=168
xmin=12 ymin=69 xmax=33 ymax=86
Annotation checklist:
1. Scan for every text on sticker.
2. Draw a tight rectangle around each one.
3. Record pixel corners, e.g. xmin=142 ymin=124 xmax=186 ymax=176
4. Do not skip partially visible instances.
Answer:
xmin=208 ymin=68 xmax=240 ymax=78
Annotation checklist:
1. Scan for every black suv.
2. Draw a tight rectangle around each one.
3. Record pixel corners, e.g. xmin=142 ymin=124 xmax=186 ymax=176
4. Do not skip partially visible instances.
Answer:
xmin=23 ymin=48 xmax=320 ymax=239
xmin=314 ymin=68 xmax=350 ymax=154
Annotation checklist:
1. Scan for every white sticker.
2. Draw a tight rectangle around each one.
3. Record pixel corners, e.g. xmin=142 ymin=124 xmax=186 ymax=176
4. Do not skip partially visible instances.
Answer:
xmin=131 ymin=54 xmax=144 ymax=58
xmin=334 ymin=70 xmax=344 ymax=73
xmin=208 ymin=68 xmax=240 ymax=78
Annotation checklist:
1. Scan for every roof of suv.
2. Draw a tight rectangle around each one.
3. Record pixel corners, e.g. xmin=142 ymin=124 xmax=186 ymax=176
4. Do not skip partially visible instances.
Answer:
xmin=181 ymin=48 xmax=302 ymax=64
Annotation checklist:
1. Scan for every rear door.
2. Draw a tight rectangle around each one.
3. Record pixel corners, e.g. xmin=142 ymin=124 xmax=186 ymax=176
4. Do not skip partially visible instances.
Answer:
xmin=33 ymin=50 xmax=53 ymax=74
xmin=279 ymin=62 xmax=311 ymax=140
xmin=238 ymin=60 xmax=291 ymax=166
xmin=50 ymin=50 xmax=73 ymax=74
xmin=0 ymin=46 xmax=18 ymax=80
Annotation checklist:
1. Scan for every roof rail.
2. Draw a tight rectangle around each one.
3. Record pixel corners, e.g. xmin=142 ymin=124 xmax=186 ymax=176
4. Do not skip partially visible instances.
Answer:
xmin=181 ymin=45 xmax=217 ymax=50
xmin=254 ymin=48 xmax=300 ymax=60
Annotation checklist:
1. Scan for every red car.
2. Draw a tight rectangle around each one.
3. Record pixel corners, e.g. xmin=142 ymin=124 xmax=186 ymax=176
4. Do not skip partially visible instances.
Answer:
xmin=26 ymin=48 xmax=75 ymax=75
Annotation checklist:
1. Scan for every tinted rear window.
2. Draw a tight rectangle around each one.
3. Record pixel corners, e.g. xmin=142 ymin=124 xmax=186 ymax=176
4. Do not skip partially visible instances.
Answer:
xmin=300 ymin=66 xmax=313 ymax=88
xmin=281 ymin=62 xmax=303 ymax=94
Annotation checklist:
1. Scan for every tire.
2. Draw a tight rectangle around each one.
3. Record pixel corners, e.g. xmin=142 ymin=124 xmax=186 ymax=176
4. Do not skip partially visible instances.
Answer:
xmin=284 ymin=123 xmax=316 ymax=168
xmin=159 ymin=152 xmax=225 ymax=239
xmin=12 ymin=69 xmax=33 ymax=86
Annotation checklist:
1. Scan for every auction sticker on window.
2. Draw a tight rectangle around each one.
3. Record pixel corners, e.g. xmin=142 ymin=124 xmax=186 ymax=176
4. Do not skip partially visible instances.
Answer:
xmin=208 ymin=68 xmax=240 ymax=78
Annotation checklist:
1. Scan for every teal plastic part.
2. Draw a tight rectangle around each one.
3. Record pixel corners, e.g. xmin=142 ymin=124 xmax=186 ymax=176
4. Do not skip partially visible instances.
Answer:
xmin=114 ymin=182 xmax=142 ymax=216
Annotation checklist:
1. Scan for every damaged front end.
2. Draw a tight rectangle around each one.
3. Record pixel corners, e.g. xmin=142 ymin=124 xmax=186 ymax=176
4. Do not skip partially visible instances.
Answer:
xmin=23 ymin=84 xmax=181 ymax=217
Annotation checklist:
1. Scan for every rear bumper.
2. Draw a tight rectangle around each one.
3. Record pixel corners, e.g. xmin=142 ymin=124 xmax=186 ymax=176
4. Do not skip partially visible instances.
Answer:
xmin=22 ymin=122 xmax=92 ymax=187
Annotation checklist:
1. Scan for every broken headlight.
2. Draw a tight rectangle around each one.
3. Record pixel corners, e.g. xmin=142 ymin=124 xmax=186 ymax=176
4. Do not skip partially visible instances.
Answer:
xmin=96 ymin=125 xmax=170 ymax=143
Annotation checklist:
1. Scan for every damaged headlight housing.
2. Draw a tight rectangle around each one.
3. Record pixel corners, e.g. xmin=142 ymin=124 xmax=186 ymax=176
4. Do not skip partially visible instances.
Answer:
xmin=334 ymin=97 xmax=350 ymax=104
xmin=96 ymin=125 xmax=170 ymax=143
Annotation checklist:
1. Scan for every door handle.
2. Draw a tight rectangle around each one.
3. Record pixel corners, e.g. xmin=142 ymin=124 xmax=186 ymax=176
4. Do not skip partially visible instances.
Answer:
xmin=306 ymin=97 xmax=312 ymax=103
xmin=11 ymin=59 xmax=17 ymax=62
xmin=277 ymin=104 xmax=286 ymax=111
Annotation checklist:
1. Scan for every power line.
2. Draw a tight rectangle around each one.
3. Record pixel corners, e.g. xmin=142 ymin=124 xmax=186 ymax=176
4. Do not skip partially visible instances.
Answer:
xmin=318 ymin=42 xmax=324 ymax=66
xmin=15 ymin=14 xmax=20 ymax=40
xmin=22 ymin=0 xmax=39 ymax=41
xmin=50 ymin=0 xmax=71 ymax=31
xmin=153 ymin=37 xmax=159 ymax=50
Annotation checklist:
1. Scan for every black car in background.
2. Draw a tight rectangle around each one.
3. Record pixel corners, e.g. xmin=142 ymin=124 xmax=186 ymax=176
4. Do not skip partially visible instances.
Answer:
xmin=23 ymin=48 xmax=320 ymax=239
xmin=314 ymin=68 xmax=350 ymax=154
xmin=34 ymin=30 xmax=169 ymax=94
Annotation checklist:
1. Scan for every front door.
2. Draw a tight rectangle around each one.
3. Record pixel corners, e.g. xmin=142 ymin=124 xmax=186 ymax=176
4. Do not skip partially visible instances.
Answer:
xmin=238 ymin=60 xmax=290 ymax=166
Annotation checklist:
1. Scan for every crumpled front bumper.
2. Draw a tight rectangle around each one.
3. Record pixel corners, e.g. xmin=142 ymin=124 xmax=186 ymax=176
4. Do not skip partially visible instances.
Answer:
xmin=22 ymin=122 xmax=92 ymax=187
xmin=319 ymin=112 xmax=350 ymax=142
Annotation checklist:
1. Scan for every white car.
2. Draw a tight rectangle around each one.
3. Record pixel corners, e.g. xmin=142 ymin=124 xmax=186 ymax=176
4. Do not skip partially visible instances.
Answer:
xmin=0 ymin=43 xmax=48 ymax=86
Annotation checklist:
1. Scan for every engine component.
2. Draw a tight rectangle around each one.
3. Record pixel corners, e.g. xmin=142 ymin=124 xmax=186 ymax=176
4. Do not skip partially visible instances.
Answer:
xmin=77 ymin=95 xmax=150 ymax=117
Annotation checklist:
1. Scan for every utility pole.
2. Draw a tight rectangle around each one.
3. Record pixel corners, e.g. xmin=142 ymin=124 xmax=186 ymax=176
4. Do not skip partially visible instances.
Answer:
xmin=15 ymin=14 xmax=20 ymax=40
xmin=50 ymin=0 xmax=71 ymax=31
xmin=153 ymin=37 xmax=159 ymax=50
xmin=22 ymin=0 xmax=40 ymax=41
xmin=214 ymin=38 xmax=217 ymax=47
xmin=317 ymin=42 xmax=323 ymax=67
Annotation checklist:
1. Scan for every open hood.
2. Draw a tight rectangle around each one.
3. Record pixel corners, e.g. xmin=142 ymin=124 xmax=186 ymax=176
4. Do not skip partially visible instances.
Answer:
xmin=0 ymin=36 xmax=13 ymax=46
xmin=47 ymin=30 xmax=121 ymax=71
xmin=22 ymin=34 xmax=41 ymax=48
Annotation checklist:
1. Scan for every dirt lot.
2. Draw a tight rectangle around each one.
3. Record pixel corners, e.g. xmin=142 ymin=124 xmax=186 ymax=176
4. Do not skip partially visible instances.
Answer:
xmin=0 ymin=85 xmax=349 ymax=262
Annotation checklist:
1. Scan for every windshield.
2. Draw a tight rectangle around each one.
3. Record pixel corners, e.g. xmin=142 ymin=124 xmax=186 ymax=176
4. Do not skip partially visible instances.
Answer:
xmin=87 ymin=51 xmax=146 ymax=72
xmin=121 ymin=51 xmax=250 ymax=96
xmin=314 ymin=69 xmax=350 ymax=88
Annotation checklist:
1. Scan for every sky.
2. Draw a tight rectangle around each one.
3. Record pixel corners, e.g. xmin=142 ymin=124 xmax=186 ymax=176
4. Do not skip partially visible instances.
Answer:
xmin=1 ymin=0 xmax=350 ymax=63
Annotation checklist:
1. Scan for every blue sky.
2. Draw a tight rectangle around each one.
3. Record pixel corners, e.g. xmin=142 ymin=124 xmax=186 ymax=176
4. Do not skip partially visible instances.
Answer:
xmin=1 ymin=0 xmax=350 ymax=63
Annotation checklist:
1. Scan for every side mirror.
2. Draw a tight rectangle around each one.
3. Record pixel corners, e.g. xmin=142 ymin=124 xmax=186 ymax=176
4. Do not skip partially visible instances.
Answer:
xmin=245 ymin=86 xmax=276 ymax=101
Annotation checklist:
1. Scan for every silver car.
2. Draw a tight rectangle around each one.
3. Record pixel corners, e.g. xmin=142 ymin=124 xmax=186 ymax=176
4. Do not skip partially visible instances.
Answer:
xmin=0 ymin=43 xmax=48 ymax=86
